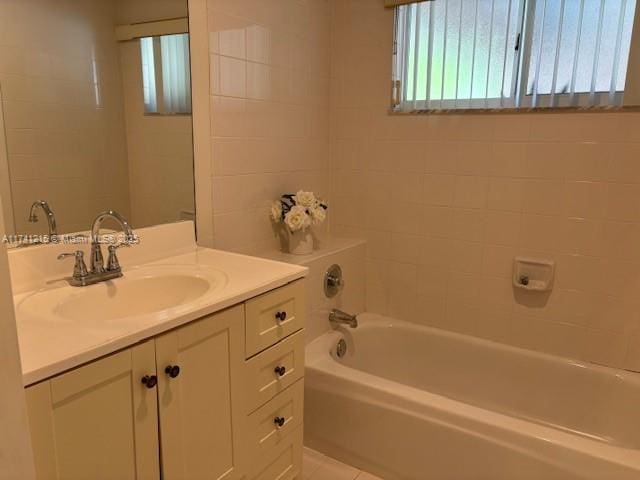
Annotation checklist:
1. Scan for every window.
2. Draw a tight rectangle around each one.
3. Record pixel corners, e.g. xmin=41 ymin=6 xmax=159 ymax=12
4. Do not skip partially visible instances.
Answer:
xmin=140 ymin=33 xmax=192 ymax=114
xmin=393 ymin=0 xmax=638 ymax=110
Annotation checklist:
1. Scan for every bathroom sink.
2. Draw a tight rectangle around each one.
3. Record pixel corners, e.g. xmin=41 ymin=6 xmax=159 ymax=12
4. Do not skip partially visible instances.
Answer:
xmin=17 ymin=264 xmax=228 ymax=324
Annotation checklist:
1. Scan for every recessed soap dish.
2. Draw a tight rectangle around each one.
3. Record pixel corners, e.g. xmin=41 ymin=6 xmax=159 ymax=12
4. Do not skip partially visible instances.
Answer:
xmin=512 ymin=256 xmax=555 ymax=292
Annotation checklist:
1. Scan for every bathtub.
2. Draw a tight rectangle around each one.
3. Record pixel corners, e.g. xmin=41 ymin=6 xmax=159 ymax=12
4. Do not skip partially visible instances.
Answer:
xmin=304 ymin=313 xmax=640 ymax=479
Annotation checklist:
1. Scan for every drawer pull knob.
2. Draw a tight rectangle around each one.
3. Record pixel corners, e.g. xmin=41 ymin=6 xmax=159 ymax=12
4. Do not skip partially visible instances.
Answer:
xmin=165 ymin=365 xmax=181 ymax=378
xmin=274 ymin=416 xmax=285 ymax=427
xmin=275 ymin=311 xmax=287 ymax=322
xmin=141 ymin=375 xmax=157 ymax=389
xmin=274 ymin=366 xmax=286 ymax=377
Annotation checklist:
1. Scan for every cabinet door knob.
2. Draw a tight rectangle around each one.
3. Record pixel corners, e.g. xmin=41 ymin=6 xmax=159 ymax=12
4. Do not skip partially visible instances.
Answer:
xmin=273 ymin=416 xmax=285 ymax=427
xmin=165 ymin=365 xmax=181 ymax=378
xmin=275 ymin=311 xmax=287 ymax=322
xmin=274 ymin=366 xmax=286 ymax=377
xmin=141 ymin=375 xmax=157 ymax=389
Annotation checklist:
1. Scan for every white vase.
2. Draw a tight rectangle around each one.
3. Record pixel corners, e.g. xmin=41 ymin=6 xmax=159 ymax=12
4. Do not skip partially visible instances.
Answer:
xmin=287 ymin=228 xmax=313 ymax=255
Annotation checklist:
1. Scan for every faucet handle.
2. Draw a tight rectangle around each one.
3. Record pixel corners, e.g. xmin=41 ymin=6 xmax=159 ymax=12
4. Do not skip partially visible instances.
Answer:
xmin=57 ymin=251 xmax=89 ymax=279
xmin=106 ymin=243 xmax=129 ymax=272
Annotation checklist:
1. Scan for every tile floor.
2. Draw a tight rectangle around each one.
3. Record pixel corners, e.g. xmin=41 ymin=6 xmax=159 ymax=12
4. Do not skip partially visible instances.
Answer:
xmin=303 ymin=447 xmax=383 ymax=480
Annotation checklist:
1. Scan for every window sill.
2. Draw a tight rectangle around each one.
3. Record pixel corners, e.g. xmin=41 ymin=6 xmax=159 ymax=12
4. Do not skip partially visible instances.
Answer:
xmin=388 ymin=105 xmax=640 ymax=115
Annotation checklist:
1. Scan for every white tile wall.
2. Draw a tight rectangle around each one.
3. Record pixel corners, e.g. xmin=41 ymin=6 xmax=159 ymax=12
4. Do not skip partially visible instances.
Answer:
xmin=0 ymin=0 xmax=131 ymax=235
xmin=205 ymin=0 xmax=332 ymax=254
xmin=329 ymin=0 xmax=640 ymax=370
xmin=115 ymin=0 xmax=187 ymax=24
xmin=257 ymin=237 xmax=366 ymax=344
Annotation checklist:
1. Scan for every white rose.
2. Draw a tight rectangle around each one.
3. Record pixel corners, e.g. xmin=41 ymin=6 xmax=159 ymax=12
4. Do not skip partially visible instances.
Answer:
xmin=284 ymin=205 xmax=311 ymax=232
xmin=310 ymin=206 xmax=326 ymax=225
xmin=271 ymin=201 xmax=283 ymax=222
xmin=294 ymin=190 xmax=316 ymax=208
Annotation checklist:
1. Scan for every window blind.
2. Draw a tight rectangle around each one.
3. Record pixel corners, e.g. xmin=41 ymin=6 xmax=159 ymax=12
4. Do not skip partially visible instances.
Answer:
xmin=140 ymin=37 xmax=158 ymax=113
xmin=140 ymin=33 xmax=192 ymax=115
xmin=393 ymin=0 xmax=638 ymax=111
xmin=160 ymin=34 xmax=192 ymax=114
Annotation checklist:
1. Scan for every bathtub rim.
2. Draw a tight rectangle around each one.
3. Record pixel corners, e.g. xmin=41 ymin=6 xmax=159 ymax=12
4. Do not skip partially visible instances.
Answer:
xmin=305 ymin=313 xmax=640 ymax=473
xmin=308 ymin=312 xmax=640 ymax=384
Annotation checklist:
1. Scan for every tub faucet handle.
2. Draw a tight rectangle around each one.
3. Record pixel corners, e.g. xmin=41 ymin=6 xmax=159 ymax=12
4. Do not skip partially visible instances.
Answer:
xmin=324 ymin=264 xmax=344 ymax=298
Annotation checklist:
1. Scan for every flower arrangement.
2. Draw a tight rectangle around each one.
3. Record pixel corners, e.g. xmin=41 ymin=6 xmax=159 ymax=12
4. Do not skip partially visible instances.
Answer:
xmin=271 ymin=190 xmax=328 ymax=232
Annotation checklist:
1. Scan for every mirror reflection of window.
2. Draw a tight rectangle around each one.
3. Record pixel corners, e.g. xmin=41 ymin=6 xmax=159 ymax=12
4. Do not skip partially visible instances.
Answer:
xmin=0 ymin=0 xmax=196 ymax=243
xmin=140 ymin=33 xmax=192 ymax=115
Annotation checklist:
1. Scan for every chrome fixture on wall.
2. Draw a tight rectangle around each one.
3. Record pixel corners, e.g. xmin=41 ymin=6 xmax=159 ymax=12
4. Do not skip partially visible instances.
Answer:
xmin=329 ymin=308 xmax=358 ymax=329
xmin=324 ymin=264 xmax=344 ymax=298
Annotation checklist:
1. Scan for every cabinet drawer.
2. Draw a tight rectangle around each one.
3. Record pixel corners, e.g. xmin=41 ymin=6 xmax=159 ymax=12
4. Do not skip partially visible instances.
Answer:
xmin=245 ymin=379 xmax=304 ymax=460
xmin=245 ymin=280 xmax=306 ymax=358
xmin=248 ymin=426 xmax=302 ymax=480
xmin=244 ymin=329 xmax=305 ymax=414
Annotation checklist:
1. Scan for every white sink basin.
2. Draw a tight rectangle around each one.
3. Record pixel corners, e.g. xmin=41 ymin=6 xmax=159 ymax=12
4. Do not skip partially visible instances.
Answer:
xmin=17 ymin=264 xmax=228 ymax=324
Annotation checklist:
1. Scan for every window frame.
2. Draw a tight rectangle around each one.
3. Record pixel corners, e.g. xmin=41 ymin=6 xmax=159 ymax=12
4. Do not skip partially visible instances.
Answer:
xmin=392 ymin=0 xmax=636 ymax=112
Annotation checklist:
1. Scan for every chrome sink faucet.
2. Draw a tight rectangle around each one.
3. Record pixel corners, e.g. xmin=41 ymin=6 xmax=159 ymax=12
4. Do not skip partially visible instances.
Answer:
xmin=58 ymin=210 xmax=136 ymax=287
xmin=89 ymin=210 xmax=135 ymax=274
xmin=329 ymin=309 xmax=358 ymax=328
xmin=28 ymin=200 xmax=57 ymax=237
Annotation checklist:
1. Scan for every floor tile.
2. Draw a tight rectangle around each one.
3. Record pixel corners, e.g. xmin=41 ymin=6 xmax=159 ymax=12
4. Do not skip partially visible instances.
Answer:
xmin=303 ymin=447 xmax=379 ymax=480
xmin=303 ymin=447 xmax=326 ymax=479
xmin=308 ymin=459 xmax=360 ymax=480
xmin=356 ymin=472 xmax=384 ymax=480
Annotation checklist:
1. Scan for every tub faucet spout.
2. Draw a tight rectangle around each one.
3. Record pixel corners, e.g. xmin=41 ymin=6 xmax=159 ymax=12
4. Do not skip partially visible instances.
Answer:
xmin=329 ymin=309 xmax=358 ymax=328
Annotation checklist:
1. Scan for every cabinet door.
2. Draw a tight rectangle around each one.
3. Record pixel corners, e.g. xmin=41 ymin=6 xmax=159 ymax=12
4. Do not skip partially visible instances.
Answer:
xmin=155 ymin=305 xmax=246 ymax=480
xmin=25 ymin=341 xmax=160 ymax=480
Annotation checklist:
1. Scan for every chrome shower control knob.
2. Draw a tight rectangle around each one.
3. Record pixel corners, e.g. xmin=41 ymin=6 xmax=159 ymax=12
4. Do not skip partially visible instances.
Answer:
xmin=324 ymin=264 xmax=344 ymax=298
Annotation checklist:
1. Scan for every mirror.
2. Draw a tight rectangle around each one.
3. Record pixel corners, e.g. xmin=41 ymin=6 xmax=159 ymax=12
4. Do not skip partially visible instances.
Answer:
xmin=0 ymin=0 xmax=195 ymax=247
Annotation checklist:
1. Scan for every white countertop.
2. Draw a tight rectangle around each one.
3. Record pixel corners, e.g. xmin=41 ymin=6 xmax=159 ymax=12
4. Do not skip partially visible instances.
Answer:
xmin=256 ymin=236 xmax=366 ymax=265
xmin=15 ymin=246 xmax=307 ymax=386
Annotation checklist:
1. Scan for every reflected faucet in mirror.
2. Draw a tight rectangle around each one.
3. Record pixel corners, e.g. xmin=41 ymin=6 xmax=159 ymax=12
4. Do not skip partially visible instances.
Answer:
xmin=58 ymin=210 xmax=137 ymax=287
xmin=28 ymin=201 xmax=57 ymax=237
xmin=0 ymin=0 xmax=196 ymax=247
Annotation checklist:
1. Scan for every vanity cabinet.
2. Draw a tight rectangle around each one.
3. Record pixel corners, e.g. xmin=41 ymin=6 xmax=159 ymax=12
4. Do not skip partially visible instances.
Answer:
xmin=155 ymin=305 xmax=245 ymax=480
xmin=244 ymin=280 xmax=306 ymax=358
xmin=25 ymin=341 xmax=160 ymax=480
xmin=24 ymin=280 xmax=306 ymax=480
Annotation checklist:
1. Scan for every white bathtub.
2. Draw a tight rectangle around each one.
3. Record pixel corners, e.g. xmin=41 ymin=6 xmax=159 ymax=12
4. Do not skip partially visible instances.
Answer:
xmin=304 ymin=313 xmax=640 ymax=479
